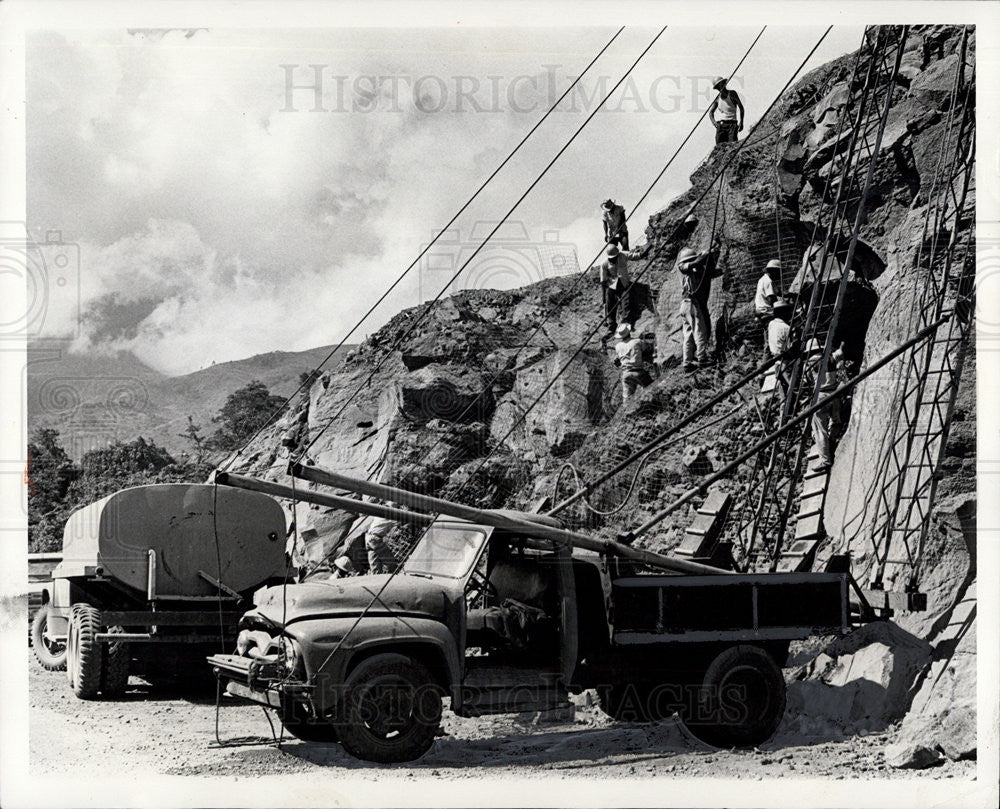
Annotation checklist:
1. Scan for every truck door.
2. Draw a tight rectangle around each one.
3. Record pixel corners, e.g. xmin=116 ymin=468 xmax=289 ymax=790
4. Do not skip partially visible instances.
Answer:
xmin=458 ymin=539 xmax=576 ymax=717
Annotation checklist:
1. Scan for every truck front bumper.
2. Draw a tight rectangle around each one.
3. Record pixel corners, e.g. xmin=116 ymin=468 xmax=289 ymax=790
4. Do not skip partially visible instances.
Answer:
xmin=207 ymin=652 xmax=312 ymax=709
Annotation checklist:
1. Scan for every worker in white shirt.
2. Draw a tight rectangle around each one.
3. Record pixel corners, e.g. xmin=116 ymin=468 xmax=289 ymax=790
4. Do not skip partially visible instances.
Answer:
xmin=708 ymin=77 xmax=745 ymax=144
xmin=755 ymin=259 xmax=782 ymax=345
xmin=613 ymin=323 xmax=651 ymax=404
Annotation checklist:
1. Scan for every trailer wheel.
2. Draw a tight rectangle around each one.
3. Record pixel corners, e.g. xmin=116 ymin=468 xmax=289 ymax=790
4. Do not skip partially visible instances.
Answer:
xmin=681 ymin=645 xmax=786 ymax=748
xmin=279 ymin=698 xmax=339 ymax=743
xmin=31 ymin=604 xmax=67 ymax=671
xmin=334 ymin=655 xmax=442 ymax=763
xmin=67 ymin=605 xmax=104 ymax=700
xmin=100 ymin=627 xmax=130 ymax=697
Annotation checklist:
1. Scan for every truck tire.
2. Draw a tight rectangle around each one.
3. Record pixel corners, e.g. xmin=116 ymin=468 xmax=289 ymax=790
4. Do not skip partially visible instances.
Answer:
xmin=279 ymin=698 xmax=339 ymax=743
xmin=334 ymin=655 xmax=442 ymax=763
xmin=681 ymin=645 xmax=786 ymax=748
xmin=67 ymin=605 xmax=104 ymax=700
xmin=100 ymin=627 xmax=130 ymax=697
xmin=31 ymin=604 xmax=67 ymax=671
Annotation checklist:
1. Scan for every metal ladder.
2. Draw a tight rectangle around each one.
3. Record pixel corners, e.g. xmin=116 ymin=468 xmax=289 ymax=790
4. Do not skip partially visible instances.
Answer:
xmin=729 ymin=26 xmax=911 ymax=572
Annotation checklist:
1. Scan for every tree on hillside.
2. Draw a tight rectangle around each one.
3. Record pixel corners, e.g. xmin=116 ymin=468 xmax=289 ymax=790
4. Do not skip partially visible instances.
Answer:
xmin=210 ymin=380 xmax=284 ymax=450
xmin=180 ymin=415 xmax=208 ymax=462
xmin=27 ymin=428 xmax=80 ymax=552
xmin=69 ymin=436 xmax=177 ymax=504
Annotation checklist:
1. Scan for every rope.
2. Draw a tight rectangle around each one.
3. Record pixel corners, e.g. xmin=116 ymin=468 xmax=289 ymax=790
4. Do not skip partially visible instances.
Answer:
xmin=219 ymin=26 xmax=627 ymax=472
xmin=296 ymin=26 xmax=669 ymax=462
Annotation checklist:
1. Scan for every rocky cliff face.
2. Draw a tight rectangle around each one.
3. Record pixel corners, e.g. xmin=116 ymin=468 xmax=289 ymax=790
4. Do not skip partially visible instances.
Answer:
xmin=234 ymin=26 xmax=976 ymax=767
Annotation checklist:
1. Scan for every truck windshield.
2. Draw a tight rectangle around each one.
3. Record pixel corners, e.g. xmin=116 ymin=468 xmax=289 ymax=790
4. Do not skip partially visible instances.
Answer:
xmin=403 ymin=526 xmax=488 ymax=580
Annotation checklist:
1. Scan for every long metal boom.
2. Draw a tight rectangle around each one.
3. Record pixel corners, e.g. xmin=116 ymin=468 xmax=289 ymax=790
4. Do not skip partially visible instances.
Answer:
xmin=288 ymin=462 xmax=730 ymax=576
xmin=213 ymin=471 xmax=434 ymax=526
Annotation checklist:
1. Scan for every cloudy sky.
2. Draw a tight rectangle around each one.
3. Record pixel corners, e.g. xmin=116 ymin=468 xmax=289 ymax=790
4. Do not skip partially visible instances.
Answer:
xmin=28 ymin=25 xmax=861 ymax=374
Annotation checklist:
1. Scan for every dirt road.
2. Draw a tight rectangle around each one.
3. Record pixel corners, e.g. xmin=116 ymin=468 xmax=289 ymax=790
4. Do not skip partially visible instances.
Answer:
xmin=28 ymin=660 xmax=974 ymax=781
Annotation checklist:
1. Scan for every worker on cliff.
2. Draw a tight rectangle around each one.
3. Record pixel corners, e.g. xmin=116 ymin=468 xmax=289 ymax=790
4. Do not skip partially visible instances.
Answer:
xmin=602 ymin=198 xmax=630 ymax=250
xmin=613 ymin=323 xmax=653 ymax=404
xmin=675 ymin=246 xmax=714 ymax=371
xmin=708 ymin=77 xmax=745 ymax=144
xmin=755 ymin=259 xmax=782 ymax=343
xmin=761 ymin=298 xmax=794 ymax=394
xmin=804 ymin=338 xmax=844 ymax=472
xmin=598 ymin=242 xmax=649 ymax=339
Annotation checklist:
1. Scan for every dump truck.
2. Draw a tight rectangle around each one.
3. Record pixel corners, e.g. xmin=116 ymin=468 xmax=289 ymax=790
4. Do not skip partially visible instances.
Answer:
xmin=39 ymin=483 xmax=286 ymax=698
xmin=208 ymin=465 xmax=868 ymax=763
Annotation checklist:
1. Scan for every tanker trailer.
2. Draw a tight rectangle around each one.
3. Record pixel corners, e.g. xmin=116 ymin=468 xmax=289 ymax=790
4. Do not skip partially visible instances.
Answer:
xmin=45 ymin=483 xmax=286 ymax=699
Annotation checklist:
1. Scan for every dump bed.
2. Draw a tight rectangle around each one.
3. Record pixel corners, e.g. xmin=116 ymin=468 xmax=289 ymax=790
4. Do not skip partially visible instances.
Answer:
xmin=611 ymin=571 xmax=850 ymax=644
xmin=55 ymin=483 xmax=286 ymax=597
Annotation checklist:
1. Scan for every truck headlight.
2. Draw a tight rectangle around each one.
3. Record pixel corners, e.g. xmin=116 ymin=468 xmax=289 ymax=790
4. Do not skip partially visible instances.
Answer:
xmin=281 ymin=637 xmax=303 ymax=676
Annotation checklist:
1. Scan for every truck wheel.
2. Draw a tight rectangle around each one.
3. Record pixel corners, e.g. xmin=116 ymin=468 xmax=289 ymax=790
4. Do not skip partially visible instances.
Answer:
xmin=67 ymin=605 xmax=104 ymax=700
xmin=100 ymin=627 xmax=130 ymax=697
xmin=334 ymin=655 xmax=442 ymax=763
xmin=681 ymin=645 xmax=786 ymax=748
xmin=279 ymin=698 xmax=339 ymax=743
xmin=31 ymin=604 xmax=67 ymax=671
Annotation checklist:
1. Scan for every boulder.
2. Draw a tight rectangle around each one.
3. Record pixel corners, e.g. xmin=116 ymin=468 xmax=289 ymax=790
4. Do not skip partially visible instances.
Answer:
xmin=783 ymin=621 xmax=932 ymax=739
xmin=392 ymin=365 xmax=493 ymax=425
xmin=491 ymin=349 xmax=610 ymax=457
xmin=884 ymin=742 xmax=943 ymax=769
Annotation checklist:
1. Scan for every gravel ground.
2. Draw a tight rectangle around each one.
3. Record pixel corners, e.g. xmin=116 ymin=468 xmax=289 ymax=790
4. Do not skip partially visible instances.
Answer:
xmin=28 ymin=659 xmax=976 ymax=782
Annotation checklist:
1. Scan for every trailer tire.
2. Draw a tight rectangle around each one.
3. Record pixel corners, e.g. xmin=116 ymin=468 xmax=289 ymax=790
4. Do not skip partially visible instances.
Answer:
xmin=334 ymin=655 xmax=442 ymax=763
xmin=67 ymin=605 xmax=103 ymax=700
xmin=279 ymin=698 xmax=339 ymax=743
xmin=31 ymin=604 xmax=67 ymax=671
xmin=681 ymin=645 xmax=786 ymax=749
xmin=101 ymin=627 xmax=130 ymax=697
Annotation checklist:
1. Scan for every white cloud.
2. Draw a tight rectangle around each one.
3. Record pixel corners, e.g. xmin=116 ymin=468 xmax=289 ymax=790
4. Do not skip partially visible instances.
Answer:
xmin=28 ymin=26 xmax=862 ymax=374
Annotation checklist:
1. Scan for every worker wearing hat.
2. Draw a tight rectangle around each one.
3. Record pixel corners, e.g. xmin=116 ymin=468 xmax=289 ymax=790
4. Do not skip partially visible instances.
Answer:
xmin=755 ymin=259 xmax=783 ymax=349
xmin=597 ymin=241 xmax=649 ymax=339
xmin=804 ymin=338 xmax=845 ymax=472
xmin=708 ymin=76 xmax=744 ymax=144
xmin=613 ymin=323 xmax=652 ymax=404
xmin=676 ymin=245 xmax=714 ymax=371
xmin=601 ymin=198 xmax=629 ymax=250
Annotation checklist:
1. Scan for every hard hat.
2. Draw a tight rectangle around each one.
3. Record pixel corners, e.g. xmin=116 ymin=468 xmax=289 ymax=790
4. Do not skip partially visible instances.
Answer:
xmin=606 ymin=244 xmax=620 ymax=258
xmin=333 ymin=556 xmax=356 ymax=576
xmin=616 ymin=323 xmax=631 ymax=339
xmin=602 ymin=198 xmax=615 ymax=209
xmin=713 ymin=76 xmax=727 ymax=89
xmin=806 ymin=338 xmax=823 ymax=355
xmin=773 ymin=298 xmax=793 ymax=315
xmin=766 ymin=259 xmax=782 ymax=271
xmin=677 ymin=246 xmax=698 ymax=262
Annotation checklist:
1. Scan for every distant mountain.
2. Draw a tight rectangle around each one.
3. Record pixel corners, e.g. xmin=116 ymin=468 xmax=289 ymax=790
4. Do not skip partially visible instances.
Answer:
xmin=26 ymin=342 xmax=354 ymax=460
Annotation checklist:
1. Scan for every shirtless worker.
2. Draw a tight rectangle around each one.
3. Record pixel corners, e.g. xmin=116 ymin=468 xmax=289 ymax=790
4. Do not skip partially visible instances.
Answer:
xmin=708 ymin=77 xmax=745 ymax=144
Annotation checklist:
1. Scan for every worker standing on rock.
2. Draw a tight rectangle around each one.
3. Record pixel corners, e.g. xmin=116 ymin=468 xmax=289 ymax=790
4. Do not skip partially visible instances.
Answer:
xmin=602 ymin=198 xmax=629 ymax=249
xmin=598 ymin=242 xmax=648 ymax=339
xmin=613 ymin=323 xmax=652 ymax=404
xmin=708 ymin=77 xmax=744 ymax=144
xmin=676 ymin=246 xmax=713 ymax=371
